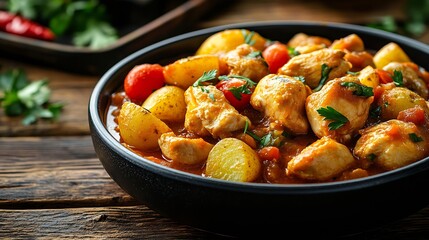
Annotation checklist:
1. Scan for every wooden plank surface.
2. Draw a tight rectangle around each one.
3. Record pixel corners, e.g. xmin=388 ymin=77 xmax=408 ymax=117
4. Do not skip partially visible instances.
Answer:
xmin=1 ymin=0 xmax=429 ymax=239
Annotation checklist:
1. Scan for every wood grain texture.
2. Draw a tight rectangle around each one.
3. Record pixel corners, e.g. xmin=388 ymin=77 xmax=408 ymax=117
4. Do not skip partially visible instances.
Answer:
xmin=0 ymin=136 xmax=137 ymax=208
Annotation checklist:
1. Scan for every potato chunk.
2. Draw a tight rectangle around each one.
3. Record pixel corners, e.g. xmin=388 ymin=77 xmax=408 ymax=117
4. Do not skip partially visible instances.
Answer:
xmin=142 ymin=86 xmax=186 ymax=122
xmin=196 ymin=29 xmax=266 ymax=56
xmin=373 ymin=42 xmax=410 ymax=69
xmin=206 ymin=138 xmax=261 ymax=182
xmin=158 ymin=132 xmax=213 ymax=165
xmin=118 ymin=102 xmax=171 ymax=150
xmin=287 ymin=136 xmax=355 ymax=181
xmin=378 ymin=87 xmax=429 ymax=121
xmin=354 ymin=120 xmax=428 ymax=170
xmin=278 ymin=49 xmax=351 ymax=89
xmin=163 ymin=55 xmax=221 ymax=89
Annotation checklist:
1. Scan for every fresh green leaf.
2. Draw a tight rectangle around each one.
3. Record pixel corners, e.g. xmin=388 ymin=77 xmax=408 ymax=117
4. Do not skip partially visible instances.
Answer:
xmin=0 ymin=68 xmax=63 ymax=125
xmin=317 ymin=106 xmax=349 ymax=130
xmin=242 ymin=30 xmax=256 ymax=46
xmin=73 ymin=20 xmax=117 ymax=49
xmin=366 ymin=16 xmax=398 ymax=33
xmin=193 ymin=70 xmax=218 ymax=87
xmin=392 ymin=70 xmax=404 ymax=87
xmin=340 ymin=82 xmax=374 ymax=97
xmin=293 ymin=76 xmax=305 ymax=83
xmin=288 ymin=46 xmax=300 ymax=57
xmin=313 ymin=63 xmax=332 ymax=92
xmin=246 ymin=51 xmax=262 ymax=59
xmin=409 ymin=133 xmax=423 ymax=142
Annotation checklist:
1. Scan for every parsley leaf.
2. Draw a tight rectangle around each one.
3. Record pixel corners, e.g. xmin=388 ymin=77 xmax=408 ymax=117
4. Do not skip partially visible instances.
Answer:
xmin=0 ymin=68 xmax=63 ymax=125
xmin=393 ymin=70 xmax=404 ymax=87
xmin=313 ymin=63 xmax=332 ymax=92
xmin=317 ymin=106 xmax=349 ymax=130
xmin=409 ymin=133 xmax=423 ymax=142
xmin=218 ymin=75 xmax=256 ymax=101
xmin=242 ymin=30 xmax=256 ymax=45
xmin=340 ymin=82 xmax=374 ymax=97
xmin=288 ymin=46 xmax=300 ymax=57
xmin=7 ymin=0 xmax=118 ymax=49
xmin=193 ymin=70 xmax=218 ymax=87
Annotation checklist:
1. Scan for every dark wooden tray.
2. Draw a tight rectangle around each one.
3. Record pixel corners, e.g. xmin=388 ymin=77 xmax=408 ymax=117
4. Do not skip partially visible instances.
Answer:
xmin=0 ymin=0 xmax=217 ymax=75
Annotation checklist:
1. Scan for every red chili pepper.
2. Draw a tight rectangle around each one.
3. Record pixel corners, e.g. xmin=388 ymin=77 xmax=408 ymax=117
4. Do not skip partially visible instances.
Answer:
xmin=0 ymin=11 xmax=55 ymax=41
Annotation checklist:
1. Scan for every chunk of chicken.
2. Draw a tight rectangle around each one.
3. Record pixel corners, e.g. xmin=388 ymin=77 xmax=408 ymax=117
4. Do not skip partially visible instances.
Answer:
xmin=278 ymin=49 xmax=351 ymax=89
xmin=184 ymin=85 xmax=250 ymax=139
xmin=383 ymin=62 xmax=429 ymax=99
xmin=354 ymin=119 xmax=429 ymax=170
xmin=306 ymin=76 xmax=374 ymax=143
xmin=288 ymin=33 xmax=332 ymax=54
xmin=287 ymin=136 xmax=355 ymax=181
xmin=158 ymin=132 xmax=214 ymax=165
xmin=250 ymin=74 xmax=311 ymax=135
xmin=221 ymin=44 xmax=269 ymax=82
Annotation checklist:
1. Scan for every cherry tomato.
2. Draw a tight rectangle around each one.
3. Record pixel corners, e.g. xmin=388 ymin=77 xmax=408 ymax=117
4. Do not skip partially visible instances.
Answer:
xmin=124 ymin=64 xmax=165 ymax=103
xmin=375 ymin=69 xmax=393 ymax=84
xmin=216 ymin=78 xmax=254 ymax=110
xmin=262 ymin=42 xmax=290 ymax=73
xmin=258 ymin=146 xmax=280 ymax=161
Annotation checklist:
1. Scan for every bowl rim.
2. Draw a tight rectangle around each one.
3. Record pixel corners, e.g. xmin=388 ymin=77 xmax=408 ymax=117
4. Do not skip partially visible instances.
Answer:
xmin=89 ymin=20 xmax=429 ymax=194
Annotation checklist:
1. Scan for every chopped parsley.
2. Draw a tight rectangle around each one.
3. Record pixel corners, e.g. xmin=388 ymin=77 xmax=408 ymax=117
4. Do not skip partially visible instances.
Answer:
xmin=317 ymin=106 xmax=349 ymax=130
xmin=242 ymin=30 xmax=256 ymax=46
xmin=367 ymin=153 xmax=377 ymax=161
xmin=393 ymin=70 xmax=404 ymax=87
xmin=340 ymin=82 xmax=374 ymax=98
xmin=288 ymin=46 xmax=300 ymax=57
xmin=193 ymin=70 xmax=218 ymax=87
xmin=246 ymin=51 xmax=263 ymax=59
xmin=218 ymin=75 xmax=256 ymax=101
xmin=409 ymin=133 xmax=423 ymax=142
xmin=0 ymin=68 xmax=63 ymax=125
xmin=313 ymin=63 xmax=332 ymax=92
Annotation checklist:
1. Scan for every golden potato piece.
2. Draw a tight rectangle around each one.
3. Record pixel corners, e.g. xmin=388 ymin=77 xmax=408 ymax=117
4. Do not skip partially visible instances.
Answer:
xmin=358 ymin=65 xmax=379 ymax=88
xmin=142 ymin=86 xmax=186 ymax=122
xmin=163 ymin=55 xmax=221 ymax=89
xmin=373 ymin=42 xmax=410 ymax=69
xmin=206 ymin=138 xmax=261 ymax=182
xmin=118 ymin=101 xmax=171 ymax=151
xmin=196 ymin=29 xmax=266 ymax=56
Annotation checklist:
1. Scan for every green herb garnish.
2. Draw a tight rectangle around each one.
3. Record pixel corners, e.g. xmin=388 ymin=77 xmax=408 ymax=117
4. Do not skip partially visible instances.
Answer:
xmin=313 ymin=63 xmax=332 ymax=92
xmin=288 ymin=46 xmax=300 ymax=57
xmin=242 ymin=30 xmax=256 ymax=45
xmin=0 ymin=68 xmax=63 ymax=125
xmin=316 ymin=106 xmax=349 ymax=130
xmin=193 ymin=70 xmax=218 ymax=87
xmin=340 ymin=82 xmax=374 ymax=97
xmin=393 ymin=70 xmax=404 ymax=87
xmin=7 ymin=0 xmax=118 ymax=49
xmin=218 ymin=75 xmax=256 ymax=101
xmin=409 ymin=133 xmax=423 ymax=142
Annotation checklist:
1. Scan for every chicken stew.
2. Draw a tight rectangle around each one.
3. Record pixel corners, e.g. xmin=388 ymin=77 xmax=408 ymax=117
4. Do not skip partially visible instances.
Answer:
xmin=106 ymin=29 xmax=429 ymax=184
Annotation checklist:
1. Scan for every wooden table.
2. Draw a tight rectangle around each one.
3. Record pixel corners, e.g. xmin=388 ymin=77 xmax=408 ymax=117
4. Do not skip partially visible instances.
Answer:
xmin=1 ymin=0 xmax=428 ymax=238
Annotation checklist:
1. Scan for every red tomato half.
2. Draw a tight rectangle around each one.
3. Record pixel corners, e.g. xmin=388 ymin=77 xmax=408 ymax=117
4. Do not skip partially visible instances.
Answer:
xmin=124 ymin=64 xmax=165 ymax=103
xmin=262 ymin=42 xmax=290 ymax=73
xmin=216 ymin=78 xmax=254 ymax=110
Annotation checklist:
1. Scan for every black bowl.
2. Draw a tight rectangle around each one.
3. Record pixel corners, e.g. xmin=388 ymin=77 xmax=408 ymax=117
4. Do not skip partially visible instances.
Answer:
xmin=89 ymin=21 xmax=429 ymax=238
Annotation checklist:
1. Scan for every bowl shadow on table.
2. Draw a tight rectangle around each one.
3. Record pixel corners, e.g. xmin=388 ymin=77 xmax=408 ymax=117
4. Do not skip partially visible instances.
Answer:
xmin=89 ymin=21 xmax=429 ymax=238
